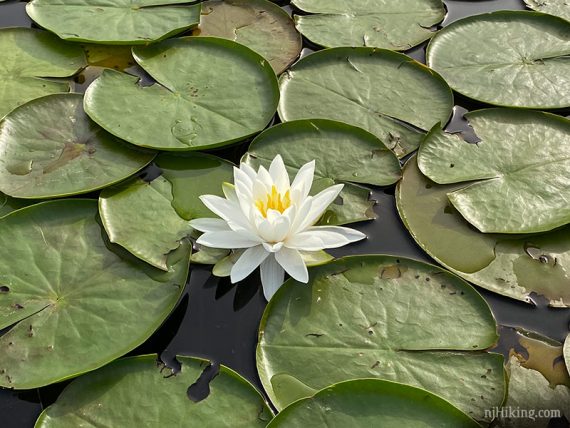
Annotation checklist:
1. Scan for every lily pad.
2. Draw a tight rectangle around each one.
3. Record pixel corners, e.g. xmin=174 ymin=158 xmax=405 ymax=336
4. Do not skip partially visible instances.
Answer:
xmin=0 ymin=193 xmax=33 ymax=218
xmin=0 ymin=28 xmax=86 ymax=118
xmin=197 ymin=0 xmax=302 ymax=74
xmin=26 ymin=0 xmax=201 ymax=45
xmin=292 ymin=0 xmax=445 ymax=50
xmin=497 ymin=330 xmax=570 ymax=427
xmin=524 ymin=0 xmax=570 ymax=22
xmin=84 ymin=37 xmax=279 ymax=151
xmin=278 ymin=48 xmax=453 ymax=157
xmin=256 ymin=255 xmax=505 ymax=422
xmin=35 ymin=355 xmax=272 ymax=427
xmin=242 ymin=119 xmax=401 ymax=225
xmin=0 ymin=93 xmax=154 ymax=199
xmin=426 ymin=11 xmax=570 ymax=108
xmin=396 ymin=156 xmax=570 ymax=307
xmin=100 ymin=152 xmax=233 ymax=270
xmin=0 ymin=200 xmax=190 ymax=389
xmin=418 ymin=109 xmax=570 ymax=234
xmin=565 ymin=334 xmax=570 ymax=377
xmin=267 ymin=379 xmax=479 ymax=428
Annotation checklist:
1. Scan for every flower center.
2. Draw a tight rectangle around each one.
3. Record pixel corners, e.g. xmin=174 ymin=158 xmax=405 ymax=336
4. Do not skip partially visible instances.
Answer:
xmin=255 ymin=185 xmax=291 ymax=218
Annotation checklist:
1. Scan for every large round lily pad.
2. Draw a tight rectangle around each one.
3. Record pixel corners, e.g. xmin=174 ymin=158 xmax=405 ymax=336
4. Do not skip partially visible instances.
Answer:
xmin=396 ymin=156 xmax=570 ymax=307
xmin=427 ymin=11 xmax=570 ymax=108
xmin=0 ymin=28 xmax=86 ymax=119
xmin=292 ymin=0 xmax=445 ymax=50
xmin=0 ymin=93 xmax=154 ymax=199
xmin=26 ymin=0 xmax=201 ymax=44
xmin=197 ymin=0 xmax=302 ymax=74
xmin=35 ymin=355 xmax=272 ymax=427
xmin=0 ymin=200 xmax=191 ymax=389
xmin=278 ymin=48 xmax=453 ymax=157
xmin=100 ymin=153 xmax=233 ymax=270
xmin=524 ymin=0 xmax=570 ymax=22
xmin=242 ymin=119 xmax=401 ymax=225
xmin=256 ymin=255 xmax=505 ymax=422
xmin=418 ymin=109 xmax=570 ymax=234
xmin=85 ymin=37 xmax=279 ymax=151
xmin=267 ymin=379 xmax=478 ymax=428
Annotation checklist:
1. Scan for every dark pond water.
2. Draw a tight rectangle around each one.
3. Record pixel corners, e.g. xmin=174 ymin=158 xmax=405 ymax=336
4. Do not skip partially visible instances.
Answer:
xmin=1 ymin=0 xmax=570 ymax=426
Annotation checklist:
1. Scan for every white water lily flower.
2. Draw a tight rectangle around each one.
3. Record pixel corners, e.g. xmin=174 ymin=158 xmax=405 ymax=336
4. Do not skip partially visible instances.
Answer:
xmin=190 ymin=155 xmax=366 ymax=300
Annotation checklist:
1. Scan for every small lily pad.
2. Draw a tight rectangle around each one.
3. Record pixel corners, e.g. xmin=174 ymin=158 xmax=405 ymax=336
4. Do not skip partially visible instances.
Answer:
xmin=267 ymin=379 xmax=479 ymax=428
xmin=418 ymin=109 xmax=570 ymax=234
xmin=257 ymin=255 xmax=505 ymax=422
xmin=100 ymin=153 xmax=233 ymax=270
xmin=0 ymin=93 xmax=154 ymax=199
xmin=427 ymin=11 xmax=570 ymax=108
xmin=197 ymin=0 xmax=302 ymax=74
xmin=524 ymin=0 xmax=570 ymax=22
xmin=242 ymin=119 xmax=401 ymax=225
xmin=85 ymin=37 xmax=279 ymax=151
xmin=0 ymin=28 xmax=86 ymax=118
xmin=26 ymin=0 xmax=201 ymax=44
xmin=292 ymin=0 xmax=445 ymax=50
xmin=0 ymin=200 xmax=190 ymax=389
xmin=35 ymin=355 xmax=273 ymax=427
xmin=278 ymin=48 xmax=453 ymax=157
xmin=396 ymin=156 xmax=570 ymax=307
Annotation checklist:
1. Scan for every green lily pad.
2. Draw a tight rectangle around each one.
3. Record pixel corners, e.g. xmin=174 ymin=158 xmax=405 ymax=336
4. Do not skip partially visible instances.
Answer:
xmin=84 ymin=37 xmax=279 ymax=151
xmin=267 ymin=379 xmax=478 ymax=428
xmin=0 ymin=93 xmax=154 ymax=199
xmin=418 ymin=109 xmax=570 ymax=234
xmin=278 ymin=48 xmax=453 ymax=157
xmin=0 ymin=193 xmax=33 ymax=218
xmin=35 ymin=355 xmax=273 ymax=427
xmin=497 ymin=330 xmax=570 ymax=427
xmin=0 ymin=28 xmax=86 ymax=119
xmin=242 ymin=119 xmax=401 ymax=225
xmin=0 ymin=200 xmax=190 ymax=389
xmin=292 ymin=0 xmax=445 ymax=50
xmin=396 ymin=156 xmax=570 ymax=307
xmin=256 ymin=255 xmax=505 ymax=422
xmin=426 ymin=11 xmax=570 ymax=108
xmin=565 ymin=334 xmax=570 ymax=377
xmin=197 ymin=0 xmax=302 ymax=74
xmin=100 ymin=152 xmax=233 ymax=270
xmin=26 ymin=0 xmax=201 ymax=45
xmin=524 ymin=0 xmax=570 ymax=22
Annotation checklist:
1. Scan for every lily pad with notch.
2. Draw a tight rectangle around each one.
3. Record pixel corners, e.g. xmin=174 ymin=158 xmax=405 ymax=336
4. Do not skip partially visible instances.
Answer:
xmin=0 ymin=93 xmax=154 ymax=199
xmin=242 ymin=119 xmax=401 ymax=225
xmin=26 ymin=0 xmax=201 ymax=45
xmin=292 ymin=0 xmax=446 ymax=51
xmin=84 ymin=37 xmax=280 ymax=151
xmin=278 ymin=47 xmax=453 ymax=158
xmin=0 ymin=28 xmax=86 ymax=119
xmin=267 ymin=379 xmax=479 ymax=428
xmin=396 ymin=155 xmax=570 ymax=307
xmin=0 ymin=199 xmax=191 ymax=389
xmin=197 ymin=0 xmax=302 ymax=74
xmin=418 ymin=108 xmax=570 ymax=234
xmin=256 ymin=255 xmax=505 ymax=423
xmin=34 ymin=355 xmax=272 ymax=427
xmin=426 ymin=11 xmax=570 ymax=108
xmin=100 ymin=152 xmax=234 ymax=270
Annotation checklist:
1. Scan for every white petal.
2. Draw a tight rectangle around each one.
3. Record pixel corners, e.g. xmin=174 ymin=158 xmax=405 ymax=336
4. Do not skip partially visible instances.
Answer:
xmin=257 ymin=166 xmax=274 ymax=188
xmin=234 ymin=166 xmax=253 ymax=192
xmin=269 ymin=155 xmax=290 ymax=193
xmin=260 ymin=255 xmax=285 ymax=301
xmin=200 ymin=195 xmax=252 ymax=232
xmin=222 ymin=182 xmax=237 ymax=202
xmin=257 ymin=213 xmax=291 ymax=243
xmin=189 ymin=218 xmax=230 ymax=233
xmin=293 ymin=184 xmax=344 ymax=232
xmin=286 ymin=226 xmax=366 ymax=251
xmin=239 ymin=162 xmax=258 ymax=181
xmin=290 ymin=160 xmax=315 ymax=204
xmin=197 ymin=230 xmax=261 ymax=249
xmin=230 ymin=245 xmax=269 ymax=283
xmin=275 ymin=247 xmax=308 ymax=283
xmin=263 ymin=242 xmax=284 ymax=253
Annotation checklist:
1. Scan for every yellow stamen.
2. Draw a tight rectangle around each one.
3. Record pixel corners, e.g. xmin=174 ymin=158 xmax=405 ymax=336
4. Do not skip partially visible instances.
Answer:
xmin=255 ymin=185 xmax=291 ymax=218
